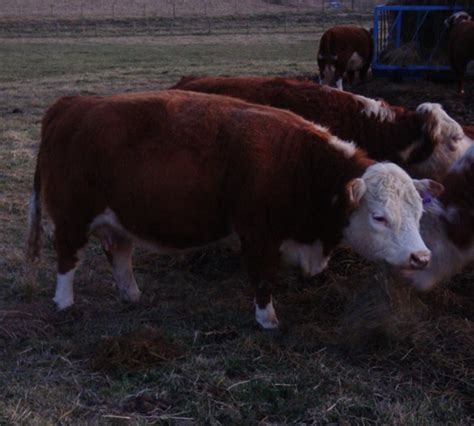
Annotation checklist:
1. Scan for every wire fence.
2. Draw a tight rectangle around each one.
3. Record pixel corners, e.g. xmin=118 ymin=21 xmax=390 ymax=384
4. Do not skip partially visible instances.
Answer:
xmin=1 ymin=1 xmax=384 ymax=19
xmin=0 ymin=0 xmax=382 ymax=38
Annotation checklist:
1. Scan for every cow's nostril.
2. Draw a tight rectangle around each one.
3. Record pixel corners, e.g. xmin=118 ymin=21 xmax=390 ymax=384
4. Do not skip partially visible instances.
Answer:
xmin=410 ymin=252 xmax=430 ymax=269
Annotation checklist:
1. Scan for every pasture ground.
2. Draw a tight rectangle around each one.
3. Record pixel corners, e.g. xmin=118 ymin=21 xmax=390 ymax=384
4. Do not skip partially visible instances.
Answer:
xmin=1 ymin=11 xmax=474 ymax=424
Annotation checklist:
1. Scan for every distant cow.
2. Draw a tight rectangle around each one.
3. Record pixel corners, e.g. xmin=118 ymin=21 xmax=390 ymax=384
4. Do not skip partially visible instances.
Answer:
xmin=404 ymin=145 xmax=474 ymax=291
xmin=445 ymin=11 xmax=474 ymax=95
xmin=27 ymin=90 xmax=437 ymax=329
xmin=317 ymin=25 xmax=372 ymax=90
xmin=171 ymin=76 xmax=472 ymax=181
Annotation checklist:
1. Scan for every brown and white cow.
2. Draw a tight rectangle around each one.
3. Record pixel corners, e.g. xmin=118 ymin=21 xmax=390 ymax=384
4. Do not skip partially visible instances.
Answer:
xmin=445 ymin=11 xmax=474 ymax=95
xmin=317 ymin=25 xmax=372 ymax=90
xmin=27 ymin=90 xmax=437 ymax=329
xmin=404 ymin=145 xmax=474 ymax=291
xmin=171 ymin=76 xmax=472 ymax=182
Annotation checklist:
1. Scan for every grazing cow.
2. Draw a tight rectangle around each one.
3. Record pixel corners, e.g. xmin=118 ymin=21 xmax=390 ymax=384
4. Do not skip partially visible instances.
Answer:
xmin=27 ymin=90 xmax=437 ymax=329
xmin=404 ymin=145 xmax=474 ymax=291
xmin=317 ymin=25 xmax=372 ymax=90
xmin=445 ymin=11 xmax=474 ymax=95
xmin=171 ymin=76 xmax=472 ymax=181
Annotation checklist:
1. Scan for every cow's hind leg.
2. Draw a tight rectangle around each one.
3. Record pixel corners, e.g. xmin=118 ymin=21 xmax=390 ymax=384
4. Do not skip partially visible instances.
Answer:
xmin=100 ymin=231 xmax=141 ymax=303
xmin=53 ymin=225 xmax=88 ymax=310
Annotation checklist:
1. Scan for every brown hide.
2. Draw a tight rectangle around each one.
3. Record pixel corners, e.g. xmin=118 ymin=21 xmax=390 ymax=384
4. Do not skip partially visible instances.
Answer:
xmin=317 ymin=25 xmax=373 ymax=84
xmin=463 ymin=125 xmax=474 ymax=139
xmin=36 ymin=90 xmax=371 ymax=292
xmin=171 ymin=76 xmax=433 ymax=167
xmin=447 ymin=18 xmax=474 ymax=94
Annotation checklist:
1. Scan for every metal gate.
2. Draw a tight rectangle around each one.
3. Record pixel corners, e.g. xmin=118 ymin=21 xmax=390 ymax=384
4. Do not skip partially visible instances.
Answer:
xmin=372 ymin=4 xmax=463 ymax=78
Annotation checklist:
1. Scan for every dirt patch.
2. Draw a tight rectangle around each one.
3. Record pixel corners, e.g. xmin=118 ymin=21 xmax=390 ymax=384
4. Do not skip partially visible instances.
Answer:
xmin=353 ymin=76 xmax=474 ymax=125
xmin=90 ymin=327 xmax=183 ymax=373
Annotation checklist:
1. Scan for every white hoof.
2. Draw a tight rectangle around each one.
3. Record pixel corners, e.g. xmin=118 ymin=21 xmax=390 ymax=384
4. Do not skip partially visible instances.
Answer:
xmin=255 ymin=299 xmax=279 ymax=329
xmin=120 ymin=288 xmax=141 ymax=303
xmin=54 ymin=269 xmax=76 ymax=310
xmin=53 ymin=295 xmax=74 ymax=310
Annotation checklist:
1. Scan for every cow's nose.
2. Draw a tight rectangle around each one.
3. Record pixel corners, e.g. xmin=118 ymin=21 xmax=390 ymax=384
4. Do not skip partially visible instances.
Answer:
xmin=410 ymin=251 xmax=431 ymax=269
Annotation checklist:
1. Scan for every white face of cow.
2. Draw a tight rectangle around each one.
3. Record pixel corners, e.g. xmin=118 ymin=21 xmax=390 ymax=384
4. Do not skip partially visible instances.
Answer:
xmin=342 ymin=163 xmax=442 ymax=270
xmin=444 ymin=11 xmax=471 ymax=28
xmin=408 ymin=103 xmax=473 ymax=181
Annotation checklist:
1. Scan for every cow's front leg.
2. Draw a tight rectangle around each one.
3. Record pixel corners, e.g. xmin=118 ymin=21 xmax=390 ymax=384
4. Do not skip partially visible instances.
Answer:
xmin=241 ymin=239 xmax=281 ymax=329
xmin=255 ymin=283 xmax=279 ymax=329
xmin=334 ymin=66 xmax=345 ymax=90
xmin=100 ymin=232 xmax=141 ymax=303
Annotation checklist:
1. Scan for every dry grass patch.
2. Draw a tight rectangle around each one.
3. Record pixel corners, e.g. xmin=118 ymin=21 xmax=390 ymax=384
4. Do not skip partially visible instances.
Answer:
xmin=90 ymin=327 xmax=183 ymax=373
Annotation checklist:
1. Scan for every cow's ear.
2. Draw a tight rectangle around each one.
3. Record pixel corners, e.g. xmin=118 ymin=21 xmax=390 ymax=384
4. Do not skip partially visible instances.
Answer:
xmin=413 ymin=179 xmax=444 ymax=197
xmin=346 ymin=178 xmax=366 ymax=207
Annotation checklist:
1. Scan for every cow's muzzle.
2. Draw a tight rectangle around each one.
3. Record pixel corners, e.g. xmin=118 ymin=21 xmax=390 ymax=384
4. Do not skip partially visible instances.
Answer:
xmin=409 ymin=250 xmax=431 ymax=270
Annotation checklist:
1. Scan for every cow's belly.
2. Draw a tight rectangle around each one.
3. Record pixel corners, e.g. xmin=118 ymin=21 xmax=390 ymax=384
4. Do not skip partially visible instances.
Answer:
xmin=90 ymin=207 xmax=234 ymax=253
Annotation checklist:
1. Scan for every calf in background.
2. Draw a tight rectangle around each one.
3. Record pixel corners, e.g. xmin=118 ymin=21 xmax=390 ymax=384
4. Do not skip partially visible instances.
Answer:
xmin=445 ymin=11 xmax=474 ymax=95
xmin=317 ymin=25 xmax=373 ymax=90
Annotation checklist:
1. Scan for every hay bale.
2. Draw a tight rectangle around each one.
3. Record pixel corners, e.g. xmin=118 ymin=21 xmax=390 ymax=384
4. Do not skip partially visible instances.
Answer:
xmin=381 ymin=42 xmax=422 ymax=66
xmin=336 ymin=264 xmax=427 ymax=347
xmin=379 ymin=0 xmax=474 ymax=66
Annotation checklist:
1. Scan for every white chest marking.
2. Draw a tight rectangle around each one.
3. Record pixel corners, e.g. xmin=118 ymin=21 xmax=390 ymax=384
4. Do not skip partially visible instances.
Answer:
xmin=280 ymin=240 xmax=329 ymax=277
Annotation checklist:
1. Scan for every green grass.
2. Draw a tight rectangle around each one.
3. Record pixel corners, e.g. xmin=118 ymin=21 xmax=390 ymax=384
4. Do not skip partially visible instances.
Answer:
xmin=2 ymin=39 xmax=317 ymax=83
xmin=1 ymin=19 xmax=473 ymax=424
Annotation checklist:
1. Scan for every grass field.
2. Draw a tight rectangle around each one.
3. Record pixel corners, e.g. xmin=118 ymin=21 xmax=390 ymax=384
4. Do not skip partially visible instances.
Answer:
xmin=1 ymin=8 xmax=474 ymax=424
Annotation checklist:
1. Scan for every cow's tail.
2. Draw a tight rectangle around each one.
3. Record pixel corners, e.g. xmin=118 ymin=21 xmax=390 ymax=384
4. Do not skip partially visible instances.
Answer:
xmin=25 ymin=164 xmax=42 ymax=265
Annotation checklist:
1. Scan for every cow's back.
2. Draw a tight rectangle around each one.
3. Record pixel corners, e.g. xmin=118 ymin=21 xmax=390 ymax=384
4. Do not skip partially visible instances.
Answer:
xmin=171 ymin=76 xmax=418 ymax=162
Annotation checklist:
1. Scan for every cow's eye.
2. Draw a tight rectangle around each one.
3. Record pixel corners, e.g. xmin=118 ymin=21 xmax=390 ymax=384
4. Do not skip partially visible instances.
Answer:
xmin=373 ymin=214 xmax=387 ymax=224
